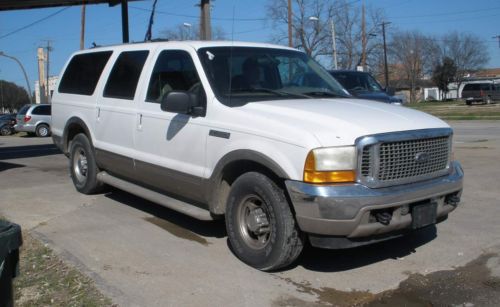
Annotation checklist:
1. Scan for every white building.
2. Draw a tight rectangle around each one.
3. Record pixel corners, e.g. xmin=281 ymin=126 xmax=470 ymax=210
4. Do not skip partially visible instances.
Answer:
xmin=34 ymin=76 xmax=58 ymax=104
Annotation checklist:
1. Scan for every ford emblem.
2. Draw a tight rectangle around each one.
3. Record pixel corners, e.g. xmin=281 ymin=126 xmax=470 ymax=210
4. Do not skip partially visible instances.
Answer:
xmin=415 ymin=152 xmax=430 ymax=163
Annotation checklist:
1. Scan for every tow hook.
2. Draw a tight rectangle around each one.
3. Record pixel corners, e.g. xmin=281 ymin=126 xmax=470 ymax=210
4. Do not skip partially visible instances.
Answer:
xmin=374 ymin=210 xmax=392 ymax=225
xmin=445 ymin=193 xmax=461 ymax=207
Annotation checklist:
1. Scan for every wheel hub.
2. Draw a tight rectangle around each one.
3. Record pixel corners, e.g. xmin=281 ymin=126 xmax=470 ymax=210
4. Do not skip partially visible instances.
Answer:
xmin=73 ymin=149 xmax=88 ymax=182
xmin=246 ymin=207 xmax=269 ymax=235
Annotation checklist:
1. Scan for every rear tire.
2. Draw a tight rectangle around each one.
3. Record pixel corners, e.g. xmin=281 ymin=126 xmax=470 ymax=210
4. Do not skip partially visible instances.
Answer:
xmin=36 ymin=124 xmax=50 ymax=137
xmin=0 ymin=126 xmax=11 ymax=136
xmin=225 ymin=172 xmax=304 ymax=271
xmin=69 ymin=133 xmax=103 ymax=194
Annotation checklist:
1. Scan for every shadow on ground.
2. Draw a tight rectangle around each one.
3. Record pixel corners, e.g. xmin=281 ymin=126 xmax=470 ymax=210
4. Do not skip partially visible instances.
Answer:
xmin=296 ymin=226 xmax=436 ymax=272
xmin=104 ymin=186 xmax=437 ymax=273
xmin=0 ymin=144 xmax=61 ymax=160
xmin=104 ymin=188 xmax=227 ymax=239
xmin=0 ymin=161 xmax=25 ymax=172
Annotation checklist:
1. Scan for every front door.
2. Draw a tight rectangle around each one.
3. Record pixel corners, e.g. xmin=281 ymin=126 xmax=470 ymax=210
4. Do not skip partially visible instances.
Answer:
xmin=134 ymin=48 xmax=208 ymax=202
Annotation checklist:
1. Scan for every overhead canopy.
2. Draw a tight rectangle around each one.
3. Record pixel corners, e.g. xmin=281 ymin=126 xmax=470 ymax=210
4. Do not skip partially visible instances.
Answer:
xmin=0 ymin=0 xmax=139 ymax=11
xmin=0 ymin=0 xmax=143 ymax=42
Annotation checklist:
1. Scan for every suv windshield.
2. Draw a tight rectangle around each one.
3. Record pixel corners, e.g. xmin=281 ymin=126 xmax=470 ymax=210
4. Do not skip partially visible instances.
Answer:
xmin=197 ymin=47 xmax=350 ymax=105
xmin=331 ymin=72 xmax=384 ymax=93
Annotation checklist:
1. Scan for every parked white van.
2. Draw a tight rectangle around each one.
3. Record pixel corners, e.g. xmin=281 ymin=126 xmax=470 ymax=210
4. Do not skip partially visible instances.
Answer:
xmin=51 ymin=41 xmax=463 ymax=270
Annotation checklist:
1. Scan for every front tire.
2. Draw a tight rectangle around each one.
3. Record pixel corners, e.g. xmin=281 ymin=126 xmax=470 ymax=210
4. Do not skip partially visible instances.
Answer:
xmin=36 ymin=124 xmax=50 ymax=137
xmin=225 ymin=172 xmax=304 ymax=271
xmin=69 ymin=133 xmax=103 ymax=194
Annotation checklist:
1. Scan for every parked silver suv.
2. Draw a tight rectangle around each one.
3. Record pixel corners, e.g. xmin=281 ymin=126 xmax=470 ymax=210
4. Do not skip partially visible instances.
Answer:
xmin=15 ymin=104 xmax=52 ymax=137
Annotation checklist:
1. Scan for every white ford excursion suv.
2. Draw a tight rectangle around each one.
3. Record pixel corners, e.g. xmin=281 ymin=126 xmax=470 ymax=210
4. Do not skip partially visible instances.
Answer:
xmin=51 ymin=41 xmax=463 ymax=271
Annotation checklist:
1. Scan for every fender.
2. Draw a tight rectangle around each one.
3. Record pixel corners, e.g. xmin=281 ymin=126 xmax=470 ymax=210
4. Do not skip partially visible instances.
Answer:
xmin=205 ymin=149 xmax=291 ymax=214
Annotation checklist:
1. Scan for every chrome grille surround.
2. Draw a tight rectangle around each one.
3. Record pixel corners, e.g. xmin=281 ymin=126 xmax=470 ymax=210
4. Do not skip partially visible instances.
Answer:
xmin=355 ymin=128 xmax=453 ymax=188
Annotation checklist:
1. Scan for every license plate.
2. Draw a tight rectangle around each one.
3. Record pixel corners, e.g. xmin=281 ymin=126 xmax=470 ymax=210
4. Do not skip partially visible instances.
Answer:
xmin=412 ymin=201 xmax=437 ymax=229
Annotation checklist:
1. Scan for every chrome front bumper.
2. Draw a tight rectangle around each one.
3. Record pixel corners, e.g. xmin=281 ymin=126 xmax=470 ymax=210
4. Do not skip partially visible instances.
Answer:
xmin=285 ymin=161 xmax=463 ymax=240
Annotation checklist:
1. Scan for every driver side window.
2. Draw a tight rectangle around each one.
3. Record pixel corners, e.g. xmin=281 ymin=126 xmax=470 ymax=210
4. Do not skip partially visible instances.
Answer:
xmin=146 ymin=50 xmax=204 ymax=103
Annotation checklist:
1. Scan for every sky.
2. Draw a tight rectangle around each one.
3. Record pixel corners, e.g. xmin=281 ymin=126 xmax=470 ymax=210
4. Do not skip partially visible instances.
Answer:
xmin=0 ymin=0 xmax=499 ymax=92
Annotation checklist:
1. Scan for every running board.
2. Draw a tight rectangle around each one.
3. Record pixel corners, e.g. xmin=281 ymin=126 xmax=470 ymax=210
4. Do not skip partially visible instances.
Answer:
xmin=97 ymin=171 xmax=214 ymax=221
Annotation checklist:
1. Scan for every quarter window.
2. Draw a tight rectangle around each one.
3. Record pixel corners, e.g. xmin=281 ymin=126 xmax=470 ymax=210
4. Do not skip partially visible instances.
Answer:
xmin=58 ymin=51 xmax=112 ymax=95
xmin=104 ymin=50 xmax=149 ymax=100
xmin=32 ymin=105 xmax=51 ymax=115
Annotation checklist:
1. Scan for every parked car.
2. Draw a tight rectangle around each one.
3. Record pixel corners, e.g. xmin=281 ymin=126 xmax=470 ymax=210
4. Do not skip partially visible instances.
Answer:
xmin=14 ymin=104 xmax=51 ymax=137
xmin=330 ymin=70 xmax=403 ymax=104
xmin=461 ymin=82 xmax=499 ymax=105
xmin=52 ymin=41 xmax=463 ymax=271
xmin=0 ymin=114 xmax=17 ymax=136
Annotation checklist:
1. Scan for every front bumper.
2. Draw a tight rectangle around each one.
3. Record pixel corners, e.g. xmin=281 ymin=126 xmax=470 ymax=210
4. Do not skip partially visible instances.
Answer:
xmin=285 ymin=161 xmax=463 ymax=245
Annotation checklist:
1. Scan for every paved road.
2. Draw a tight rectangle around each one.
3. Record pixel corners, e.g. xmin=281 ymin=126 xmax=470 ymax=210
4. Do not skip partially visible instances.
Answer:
xmin=1 ymin=122 xmax=500 ymax=306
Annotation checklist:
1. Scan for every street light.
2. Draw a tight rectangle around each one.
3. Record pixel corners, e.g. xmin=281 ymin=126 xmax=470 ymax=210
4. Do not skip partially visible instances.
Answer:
xmin=0 ymin=52 xmax=33 ymax=103
xmin=309 ymin=16 xmax=338 ymax=70
xmin=183 ymin=22 xmax=192 ymax=40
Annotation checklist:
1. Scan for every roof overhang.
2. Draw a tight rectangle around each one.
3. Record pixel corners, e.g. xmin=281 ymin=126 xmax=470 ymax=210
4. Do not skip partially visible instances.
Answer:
xmin=0 ymin=0 xmax=140 ymax=11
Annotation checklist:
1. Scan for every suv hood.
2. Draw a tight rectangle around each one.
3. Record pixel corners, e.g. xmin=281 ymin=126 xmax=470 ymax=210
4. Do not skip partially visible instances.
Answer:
xmin=236 ymin=98 xmax=448 ymax=147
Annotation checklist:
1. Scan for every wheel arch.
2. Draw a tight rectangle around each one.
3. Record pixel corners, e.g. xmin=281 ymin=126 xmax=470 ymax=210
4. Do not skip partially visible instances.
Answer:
xmin=62 ymin=117 xmax=93 ymax=154
xmin=207 ymin=150 xmax=291 ymax=215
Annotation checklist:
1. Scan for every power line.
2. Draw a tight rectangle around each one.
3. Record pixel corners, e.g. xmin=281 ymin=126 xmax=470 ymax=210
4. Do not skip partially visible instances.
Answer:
xmin=129 ymin=5 xmax=266 ymax=21
xmin=0 ymin=7 xmax=71 ymax=40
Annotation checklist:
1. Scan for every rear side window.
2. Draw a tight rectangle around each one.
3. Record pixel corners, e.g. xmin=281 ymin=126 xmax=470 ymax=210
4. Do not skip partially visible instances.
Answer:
xmin=31 ymin=105 xmax=51 ymax=115
xmin=103 ymin=50 xmax=149 ymax=100
xmin=59 ymin=51 xmax=112 ymax=95
xmin=480 ymin=84 xmax=491 ymax=91
xmin=17 ymin=105 xmax=30 ymax=115
xmin=463 ymin=84 xmax=479 ymax=91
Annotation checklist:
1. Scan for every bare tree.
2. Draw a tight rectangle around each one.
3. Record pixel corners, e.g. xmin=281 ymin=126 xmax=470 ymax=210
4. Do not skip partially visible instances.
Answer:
xmin=267 ymin=0 xmax=384 ymax=69
xmin=389 ymin=30 xmax=439 ymax=103
xmin=440 ymin=31 xmax=490 ymax=97
xmin=160 ymin=24 xmax=226 ymax=41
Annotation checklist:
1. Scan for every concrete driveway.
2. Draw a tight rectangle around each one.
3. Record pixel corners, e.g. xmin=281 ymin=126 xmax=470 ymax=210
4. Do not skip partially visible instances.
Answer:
xmin=1 ymin=121 xmax=500 ymax=306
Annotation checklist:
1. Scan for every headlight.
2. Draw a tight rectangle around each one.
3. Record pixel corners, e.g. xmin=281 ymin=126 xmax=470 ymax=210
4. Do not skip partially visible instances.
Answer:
xmin=303 ymin=146 xmax=357 ymax=184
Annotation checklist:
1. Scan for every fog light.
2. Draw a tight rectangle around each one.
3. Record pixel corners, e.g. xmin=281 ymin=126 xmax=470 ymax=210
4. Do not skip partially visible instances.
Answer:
xmin=400 ymin=204 xmax=410 ymax=215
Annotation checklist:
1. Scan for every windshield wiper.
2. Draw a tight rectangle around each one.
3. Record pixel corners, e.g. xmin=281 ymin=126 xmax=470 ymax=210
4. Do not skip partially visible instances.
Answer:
xmin=231 ymin=88 xmax=309 ymax=98
xmin=301 ymin=91 xmax=350 ymax=98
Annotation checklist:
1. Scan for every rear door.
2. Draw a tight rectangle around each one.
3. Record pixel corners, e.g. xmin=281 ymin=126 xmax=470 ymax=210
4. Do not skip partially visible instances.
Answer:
xmin=94 ymin=49 xmax=149 ymax=180
xmin=134 ymin=47 xmax=208 ymax=202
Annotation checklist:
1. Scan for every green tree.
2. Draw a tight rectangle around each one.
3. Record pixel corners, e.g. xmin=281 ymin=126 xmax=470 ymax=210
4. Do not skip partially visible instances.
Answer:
xmin=0 ymin=80 xmax=30 ymax=113
xmin=432 ymin=57 xmax=457 ymax=100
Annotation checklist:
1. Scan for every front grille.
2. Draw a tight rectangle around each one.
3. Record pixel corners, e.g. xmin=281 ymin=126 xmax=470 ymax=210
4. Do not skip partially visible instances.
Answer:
xmin=360 ymin=134 xmax=451 ymax=187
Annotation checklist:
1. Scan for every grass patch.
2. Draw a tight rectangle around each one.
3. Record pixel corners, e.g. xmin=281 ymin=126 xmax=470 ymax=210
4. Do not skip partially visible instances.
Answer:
xmin=13 ymin=232 xmax=114 ymax=307
xmin=406 ymin=101 xmax=500 ymax=120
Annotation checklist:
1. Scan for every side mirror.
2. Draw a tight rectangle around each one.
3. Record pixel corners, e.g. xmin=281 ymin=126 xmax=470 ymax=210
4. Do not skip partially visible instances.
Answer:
xmin=385 ymin=87 xmax=396 ymax=96
xmin=161 ymin=91 xmax=204 ymax=116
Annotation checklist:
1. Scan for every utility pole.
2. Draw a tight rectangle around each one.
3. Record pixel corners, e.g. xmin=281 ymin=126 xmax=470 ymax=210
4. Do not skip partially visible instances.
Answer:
xmin=331 ymin=19 xmax=338 ymax=70
xmin=360 ymin=2 xmax=366 ymax=70
xmin=287 ymin=0 xmax=292 ymax=47
xmin=381 ymin=21 xmax=391 ymax=88
xmin=200 ymin=0 xmax=211 ymax=40
xmin=80 ymin=1 xmax=86 ymax=49
xmin=44 ymin=41 xmax=53 ymax=103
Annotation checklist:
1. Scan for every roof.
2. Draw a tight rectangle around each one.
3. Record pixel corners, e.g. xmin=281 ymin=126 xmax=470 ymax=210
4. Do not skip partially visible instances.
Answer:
xmin=0 ymin=0 xmax=141 ymax=11
xmin=469 ymin=68 xmax=500 ymax=78
xmin=78 ymin=40 xmax=299 ymax=53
